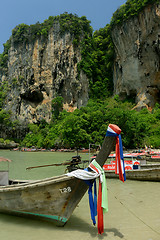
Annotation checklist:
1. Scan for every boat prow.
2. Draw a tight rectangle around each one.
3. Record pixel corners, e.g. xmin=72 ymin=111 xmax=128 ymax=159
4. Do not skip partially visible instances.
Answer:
xmin=0 ymin=124 xmax=118 ymax=226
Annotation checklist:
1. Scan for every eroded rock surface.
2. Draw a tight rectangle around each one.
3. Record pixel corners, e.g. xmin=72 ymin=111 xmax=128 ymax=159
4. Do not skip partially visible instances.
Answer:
xmin=1 ymin=22 xmax=89 ymax=123
xmin=112 ymin=3 xmax=160 ymax=109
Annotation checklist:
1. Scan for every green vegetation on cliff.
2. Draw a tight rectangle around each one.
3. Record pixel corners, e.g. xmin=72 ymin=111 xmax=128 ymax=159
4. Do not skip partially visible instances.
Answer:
xmin=79 ymin=25 xmax=114 ymax=98
xmin=0 ymin=81 xmax=9 ymax=109
xmin=0 ymin=40 xmax=11 ymax=70
xmin=11 ymin=13 xmax=92 ymax=46
xmin=110 ymin=0 xmax=160 ymax=26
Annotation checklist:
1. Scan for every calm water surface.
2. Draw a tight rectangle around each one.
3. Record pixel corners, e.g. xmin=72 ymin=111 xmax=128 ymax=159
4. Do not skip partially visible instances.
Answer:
xmin=0 ymin=150 xmax=160 ymax=240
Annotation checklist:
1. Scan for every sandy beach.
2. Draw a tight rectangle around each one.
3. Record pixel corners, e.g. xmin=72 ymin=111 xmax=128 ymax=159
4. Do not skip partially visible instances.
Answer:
xmin=0 ymin=151 xmax=159 ymax=240
xmin=0 ymin=179 xmax=159 ymax=240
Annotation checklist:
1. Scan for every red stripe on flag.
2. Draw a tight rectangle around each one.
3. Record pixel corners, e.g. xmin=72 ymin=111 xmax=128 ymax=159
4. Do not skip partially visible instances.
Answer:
xmin=89 ymin=163 xmax=99 ymax=174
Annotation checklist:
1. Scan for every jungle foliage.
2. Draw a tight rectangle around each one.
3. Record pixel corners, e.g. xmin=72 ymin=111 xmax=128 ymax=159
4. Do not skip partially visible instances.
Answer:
xmin=21 ymin=99 xmax=160 ymax=150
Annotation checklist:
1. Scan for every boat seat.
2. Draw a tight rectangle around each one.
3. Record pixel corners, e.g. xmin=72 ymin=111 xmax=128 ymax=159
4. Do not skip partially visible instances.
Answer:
xmin=0 ymin=171 xmax=9 ymax=186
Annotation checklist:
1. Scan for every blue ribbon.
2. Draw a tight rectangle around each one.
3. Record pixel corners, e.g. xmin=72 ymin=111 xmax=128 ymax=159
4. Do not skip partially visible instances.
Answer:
xmin=84 ymin=169 xmax=97 ymax=225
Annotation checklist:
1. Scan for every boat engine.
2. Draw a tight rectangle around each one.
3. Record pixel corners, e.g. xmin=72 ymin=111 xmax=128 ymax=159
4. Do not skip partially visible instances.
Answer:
xmin=67 ymin=155 xmax=82 ymax=172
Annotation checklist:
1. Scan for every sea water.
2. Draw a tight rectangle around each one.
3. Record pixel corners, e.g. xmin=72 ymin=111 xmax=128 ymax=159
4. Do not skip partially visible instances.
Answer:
xmin=0 ymin=150 xmax=160 ymax=240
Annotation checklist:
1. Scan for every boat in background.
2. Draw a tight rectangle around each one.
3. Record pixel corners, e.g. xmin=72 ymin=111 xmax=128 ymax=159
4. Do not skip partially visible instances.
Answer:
xmin=105 ymin=168 xmax=160 ymax=181
xmin=150 ymin=155 xmax=160 ymax=162
xmin=104 ymin=156 xmax=160 ymax=181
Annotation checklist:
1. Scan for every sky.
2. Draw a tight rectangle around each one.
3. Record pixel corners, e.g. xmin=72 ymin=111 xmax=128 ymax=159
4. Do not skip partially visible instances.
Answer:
xmin=0 ymin=0 xmax=127 ymax=53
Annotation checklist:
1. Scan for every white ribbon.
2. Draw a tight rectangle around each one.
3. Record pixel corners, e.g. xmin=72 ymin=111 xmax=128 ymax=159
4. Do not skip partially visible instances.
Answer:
xmin=66 ymin=168 xmax=100 ymax=180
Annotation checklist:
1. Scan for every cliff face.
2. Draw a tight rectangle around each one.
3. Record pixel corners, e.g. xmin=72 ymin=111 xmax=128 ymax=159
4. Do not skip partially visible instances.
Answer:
xmin=112 ymin=3 xmax=160 ymax=109
xmin=1 ymin=22 xmax=89 ymax=123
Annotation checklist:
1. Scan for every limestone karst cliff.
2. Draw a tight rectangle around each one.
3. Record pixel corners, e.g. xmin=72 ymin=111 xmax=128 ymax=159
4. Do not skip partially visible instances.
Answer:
xmin=0 ymin=17 xmax=89 ymax=123
xmin=2 ymin=1 xmax=160 ymax=129
xmin=112 ymin=2 xmax=160 ymax=109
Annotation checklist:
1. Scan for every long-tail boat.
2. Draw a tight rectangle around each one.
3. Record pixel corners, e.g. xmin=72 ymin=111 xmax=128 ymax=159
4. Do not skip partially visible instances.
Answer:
xmin=104 ymin=165 xmax=160 ymax=181
xmin=0 ymin=124 xmax=120 ymax=226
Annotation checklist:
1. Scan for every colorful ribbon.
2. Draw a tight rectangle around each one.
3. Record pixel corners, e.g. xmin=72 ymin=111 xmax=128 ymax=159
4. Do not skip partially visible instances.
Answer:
xmin=106 ymin=124 xmax=126 ymax=182
xmin=67 ymin=124 xmax=125 ymax=234
xmin=89 ymin=160 xmax=108 ymax=234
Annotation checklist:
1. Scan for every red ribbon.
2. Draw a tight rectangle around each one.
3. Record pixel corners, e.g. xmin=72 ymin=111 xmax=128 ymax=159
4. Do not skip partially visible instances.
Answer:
xmin=97 ymin=180 xmax=104 ymax=234
xmin=115 ymin=137 xmax=124 ymax=182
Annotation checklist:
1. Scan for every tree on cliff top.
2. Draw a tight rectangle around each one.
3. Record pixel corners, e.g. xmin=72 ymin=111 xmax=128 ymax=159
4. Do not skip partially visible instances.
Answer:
xmin=11 ymin=13 xmax=92 ymax=46
xmin=110 ymin=0 xmax=160 ymax=26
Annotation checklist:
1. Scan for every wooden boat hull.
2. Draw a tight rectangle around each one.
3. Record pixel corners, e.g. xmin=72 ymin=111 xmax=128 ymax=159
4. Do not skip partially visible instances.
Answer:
xmin=0 ymin=124 xmax=120 ymax=227
xmin=105 ymin=168 xmax=160 ymax=181
xmin=0 ymin=175 xmax=88 ymax=225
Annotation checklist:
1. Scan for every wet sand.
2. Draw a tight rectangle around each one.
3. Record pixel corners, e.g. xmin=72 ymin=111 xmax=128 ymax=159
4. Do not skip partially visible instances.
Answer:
xmin=105 ymin=180 xmax=160 ymax=240
xmin=0 ymin=179 xmax=159 ymax=240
